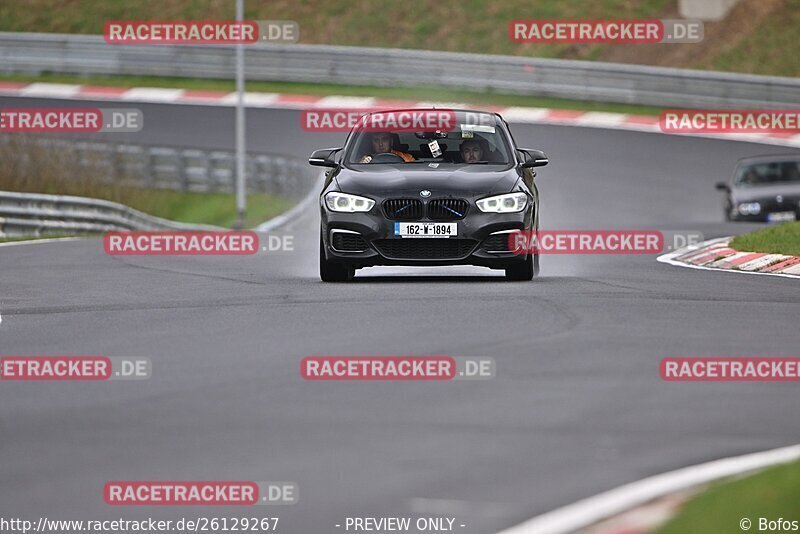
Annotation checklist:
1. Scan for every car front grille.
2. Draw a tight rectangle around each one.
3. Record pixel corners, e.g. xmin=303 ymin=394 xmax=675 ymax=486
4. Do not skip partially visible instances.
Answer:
xmin=373 ymin=239 xmax=477 ymax=260
xmin=331 ymin=231 xmax=369 ymax=252
xmin=384 ymin=198 xmax=469 ymax=220
xmin=383 ymin=199 xmax=423 ymax=220
xmin=427 ymin=199 xmax=468 ymax=220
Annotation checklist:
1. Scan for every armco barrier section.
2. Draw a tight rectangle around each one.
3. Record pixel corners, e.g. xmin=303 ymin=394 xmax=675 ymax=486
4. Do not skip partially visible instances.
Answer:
xmin=0 ymin=134 xmax=315 ymax=199
xmin=0 ymin=190 xmax=222 ymax=237
xmin=1 ymin=32 xmax=799 ymax=108
xmin=0 ymin=134 xmax=319 ymax=237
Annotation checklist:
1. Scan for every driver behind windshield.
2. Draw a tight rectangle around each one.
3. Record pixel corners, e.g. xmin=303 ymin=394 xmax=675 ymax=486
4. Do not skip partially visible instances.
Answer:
xmin=358 ymin=132 xmax=415 ymax=163
xmin=459 ymin=138 xmax=485 ymax=163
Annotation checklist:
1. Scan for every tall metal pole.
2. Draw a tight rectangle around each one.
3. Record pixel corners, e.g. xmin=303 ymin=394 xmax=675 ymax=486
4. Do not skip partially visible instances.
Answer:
xmin=235 ymin=0 xmax=246 ymax=229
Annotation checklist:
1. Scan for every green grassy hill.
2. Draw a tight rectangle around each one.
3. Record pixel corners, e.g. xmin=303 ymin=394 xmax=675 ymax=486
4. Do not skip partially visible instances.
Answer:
xmin=1 ymin=0 xmax=797 ymax=77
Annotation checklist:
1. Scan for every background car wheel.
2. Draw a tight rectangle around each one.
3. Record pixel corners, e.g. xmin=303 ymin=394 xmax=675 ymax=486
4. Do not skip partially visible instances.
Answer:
xmin=505 ymin=254 xmax=534 ymax=281
xmin=320 ymin=233 xmax=354 ymax=282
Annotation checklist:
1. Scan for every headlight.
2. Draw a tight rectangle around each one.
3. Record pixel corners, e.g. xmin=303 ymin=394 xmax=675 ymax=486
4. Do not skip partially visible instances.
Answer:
xmin=476 ymin=192 xmax=528 ymax=213
xmin=325 ymin=192 xmax=375 ymax=213
xmin=737 ymin=202 xmax=761 ymax=215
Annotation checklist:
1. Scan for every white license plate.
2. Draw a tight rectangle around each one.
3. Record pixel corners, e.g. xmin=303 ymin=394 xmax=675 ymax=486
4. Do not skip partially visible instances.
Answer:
xmin=767 ymin=211 xmax=796 ymax=222
xmin=394 ymin=222 xmax=457 ymax=238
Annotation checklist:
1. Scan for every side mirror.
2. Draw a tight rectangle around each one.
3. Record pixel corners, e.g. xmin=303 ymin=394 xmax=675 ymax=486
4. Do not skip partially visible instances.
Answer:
xmin=518 ymin=148 xmax=549 ymax=168
xmin=715 ymin=182 xmax=730 ymax=192
xmin=309 ymin=147 xmax=342 ymax=168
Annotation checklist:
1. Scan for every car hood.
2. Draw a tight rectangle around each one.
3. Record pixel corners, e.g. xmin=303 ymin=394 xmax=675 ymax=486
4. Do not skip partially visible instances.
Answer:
xmin=335 ymin=165 xmax=520 ymax=199
xmin=732 ymin=182 xmax=800 ymax=202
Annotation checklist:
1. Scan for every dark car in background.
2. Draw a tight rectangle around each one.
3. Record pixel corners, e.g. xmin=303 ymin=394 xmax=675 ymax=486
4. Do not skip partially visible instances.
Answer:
xmin=309 ymin=109 xmax=549 ymax=282
xmin=716 ymin=155 xmax=800 ymax=222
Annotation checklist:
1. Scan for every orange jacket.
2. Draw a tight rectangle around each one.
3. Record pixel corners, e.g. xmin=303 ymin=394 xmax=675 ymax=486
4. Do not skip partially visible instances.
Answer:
xmin=391 ymin=150 xmax=415 ymax=162
xmin=359 ymin=150 xmax=415 ymax=163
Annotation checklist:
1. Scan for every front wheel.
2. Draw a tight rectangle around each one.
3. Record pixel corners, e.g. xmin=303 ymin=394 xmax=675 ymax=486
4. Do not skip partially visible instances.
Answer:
xmin=505 ymin=254 xmax=534 ymax=281
xmin=320 ymin=232 xmax=354 ymax=282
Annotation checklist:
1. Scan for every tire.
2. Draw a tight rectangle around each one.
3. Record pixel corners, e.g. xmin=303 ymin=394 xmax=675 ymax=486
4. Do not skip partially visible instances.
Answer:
xmin=505 ymin=254 xmax=534 ymax=281
xmin=320 ymin=232 xmax=354 ymax=282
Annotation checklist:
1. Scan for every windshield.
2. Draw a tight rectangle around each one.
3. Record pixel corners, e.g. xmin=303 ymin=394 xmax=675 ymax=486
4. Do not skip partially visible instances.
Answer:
xmin=734 ymin=161 xmax=800 ymax=187
xmin=345 ymin=111 xmax=512 ymax=165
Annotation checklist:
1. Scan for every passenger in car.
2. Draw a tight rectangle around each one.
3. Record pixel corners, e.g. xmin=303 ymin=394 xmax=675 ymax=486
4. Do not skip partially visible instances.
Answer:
xmin=358 ymin=132 xmax=415 ymax=163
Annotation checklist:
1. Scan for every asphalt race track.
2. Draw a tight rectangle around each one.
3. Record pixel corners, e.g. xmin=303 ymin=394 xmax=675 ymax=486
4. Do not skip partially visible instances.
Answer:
xmin=1 ymin=98 xmax=800 ymax=533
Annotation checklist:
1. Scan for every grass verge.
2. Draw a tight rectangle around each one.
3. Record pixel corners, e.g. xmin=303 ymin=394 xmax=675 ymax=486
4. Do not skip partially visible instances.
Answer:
xmin=730 ymin=221 xmax=800 ymax=257
xmin=122 ymin=189 xmax=294 ymax=228
xmin=0 ymin=235 xmax=77 ymax=244
xmin=3 ymin=185 xmax=294 ymax=230
xmin=658 ymin=460 xmax=800 ymax=534
xmin=0 ymin=72 xmax=666 ymax=116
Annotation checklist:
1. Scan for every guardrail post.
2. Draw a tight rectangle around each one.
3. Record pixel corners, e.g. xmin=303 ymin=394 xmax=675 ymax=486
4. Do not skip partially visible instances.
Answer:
xmin=178 ymin=150 xmax=188 ymax=192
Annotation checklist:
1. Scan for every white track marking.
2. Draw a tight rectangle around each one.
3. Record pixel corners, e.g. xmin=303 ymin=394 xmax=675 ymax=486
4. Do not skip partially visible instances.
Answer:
xmin=573 ymin=112 xmax=629 ymax=127
xmin=255 ymin=172 xmax=325 ymax=233
xmin=781 ymin=263 xmax=800 ymax=275
xmin=499 ymin=444 xmax=800 ymax=534
xmin=657 ymin=241 xmax=800 ymax=280
xmin=121 ymin=87 xmax=185 ymax=102
xmin=5 ymin=82 xmax=800 ymax=147
xmin=20 ymin=83 xmax=81 ymax=97
xmin=315 ymin=96 xmax=376 ymax=108
xmin=219 ymin=92 xmax=280 ymax=106
xmin=738 ymin=254 xmax=789 ymax=271
xmin=499 ymin=107 xmax=551 ymax=123
xmin=0 ymin=237 xmax=83 ymax=247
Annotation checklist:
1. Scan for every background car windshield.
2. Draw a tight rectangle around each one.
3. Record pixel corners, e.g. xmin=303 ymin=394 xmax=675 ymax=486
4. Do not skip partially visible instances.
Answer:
xmin=734 ymin=161 xmax=800 ymax=187
xmin=347 ymin=113 xmax=511 ymax=164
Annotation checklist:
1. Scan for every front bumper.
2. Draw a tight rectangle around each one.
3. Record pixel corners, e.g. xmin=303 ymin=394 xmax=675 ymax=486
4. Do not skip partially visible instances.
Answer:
xmin=321 ymin=203 xmax=534 ymax=269
xmin=729 ymin=207 xmax=800 ymax=222
xmin=727 ymin=197 xmax=800 ymax=222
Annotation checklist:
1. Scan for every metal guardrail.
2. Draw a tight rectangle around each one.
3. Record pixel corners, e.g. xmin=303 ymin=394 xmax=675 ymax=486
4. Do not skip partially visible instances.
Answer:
xmin=0 ymin=135 xmax=318 ymax=237
xmin=1 ymin=32 xmax=799 ymax=108
xmin=0 ymin=134 xmax=315 ymax=199
xmin=0 ymin=190 xmax=222 ymax=237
